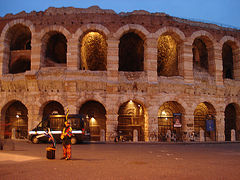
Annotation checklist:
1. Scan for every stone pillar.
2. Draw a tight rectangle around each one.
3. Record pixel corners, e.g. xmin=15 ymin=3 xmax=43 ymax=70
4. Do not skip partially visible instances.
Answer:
xmin=67 ymin=36 xmax=78 ymax=71
xmin=181 ymin=41 xmax=194 ymax=84
xmin=100 ymin=129 xmax=106 ymax=142
xmin=11 ymin=128 xmax=16 ymax=139
xmin=231 ymin=129 xmax=236 ymax=142
xmin=200 ymin=129 xmax=205 ymax=142
xmin=183 ymin=113 xmax=194 ymax=141
xmin=145 ymin=37 xmax=158 ymax=83
xmin=30 ymin=35 xmax=41 ymax=71
xmin=213 ymin=44 xmax=223 ymax=86
xmin=107 ymin=37 xmax=119 ymax=82
xmin=233 ymin=48 xmax=240 ymax=80
xmin=133 ymin=129 xmax=138 ymax=142
xmin=146 ymin=105 xmax=158 ymax=142
xmin=215 ymin=110 xmax=225 ymax=141
xmin=166 ymin=130 xmax=171 ymax=142
xmin=105 ymin=114 xmax=118 ymax=142
xmin=0 ymin=38 xmax=10 ymax=75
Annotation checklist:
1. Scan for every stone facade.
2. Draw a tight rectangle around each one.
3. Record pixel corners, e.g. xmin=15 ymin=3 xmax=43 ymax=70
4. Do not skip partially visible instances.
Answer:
xmin=0 ymin=6 xmax=240 ymax=142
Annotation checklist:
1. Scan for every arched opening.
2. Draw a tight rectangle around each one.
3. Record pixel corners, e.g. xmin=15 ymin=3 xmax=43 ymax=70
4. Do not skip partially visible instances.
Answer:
xmin=157 ymin=35 xmax=178 ymax=76
xmin=42 ymin=32 xmax=67 ymax=67
xmin=224 ymin=103 xmax=240 ymax=141
xmin=194 ymin=102 xmax=216 ymax=141
xmin=222 ymin=42 xmax=234 ymax=79
xmin=119 ymin=32 xmax=144 ymax=72
xmin=2 ymin=101 xmax=28 ymax=139
xmin=80 ymin=31 xmax=107 ymax=71
xmin=79 ymin=101 xmax=106 ymax=141
xmin=42 ymin=101 xmax=65 ymax=118
xmin=118 ymin=100 xmax=145 ymax=141
xmin=158 ymin=101 xmax=184 ymax=142
xmin=4 ymin=24 xmax=31 ymax=74
xmin=192 ymin=38 xmax=208 ymax=72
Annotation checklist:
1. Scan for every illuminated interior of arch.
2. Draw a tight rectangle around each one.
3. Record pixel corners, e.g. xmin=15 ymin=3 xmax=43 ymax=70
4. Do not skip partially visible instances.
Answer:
xmin=157 ymin=35 xmax=178 ymax=76
xmin=80 ymin=32 xmax=107 ymax=71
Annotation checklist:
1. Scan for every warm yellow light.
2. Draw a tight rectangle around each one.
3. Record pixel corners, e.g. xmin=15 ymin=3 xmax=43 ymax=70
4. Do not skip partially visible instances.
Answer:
xmin=129 ymin=100 xmax=133 ymax=103
xmin=162 ymin=111 xmax=166 ymax=116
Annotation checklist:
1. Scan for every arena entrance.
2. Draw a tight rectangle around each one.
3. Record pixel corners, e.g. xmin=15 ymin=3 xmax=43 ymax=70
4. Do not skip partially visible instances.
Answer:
xmin=2 ymin=101 xmax=28 ymax=139
xmin=158 ymin=101 xmax=184 ymax=142
xmin=118 ymin=100 xmax=145 ymax=141
xmin=194 ymin=102 xmax=216 ymax=141
xmin=224 ymin=103 xmax=240 ymax=141
xmin=79 ymin=101 xmax=106 ymax=141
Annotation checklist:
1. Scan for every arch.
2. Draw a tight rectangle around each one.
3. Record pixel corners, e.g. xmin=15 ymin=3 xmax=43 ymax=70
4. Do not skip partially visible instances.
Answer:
xmin=154 ymin=27 xmax=185 ymax=77
xmin=220 ymin=36 xmax=240 ymax=80
xmin=153 ymin=26 xmax=186 ymax=41
xmin=224 ymin=103 xmax=240 ymax=141
xmin=79 ymin=100 xmax=106 ymax=141
xmin=114 ymin=24 xmax=150 ymax=40
xmin=118 ymin=32 xmax=144 ymax=71
xmin=39 ymin=26 xmax=71 ymax=68
xmin=158 ymin=101 xmax=185 ymax=142
xmin=1 ymin=19 xmax=34 ymax=74
xmin=1 ymin=100 xmax=28 ymax=139
xmin=117 ymin=100 xmax=147 ymax=141
xmin=194 ymin=102 xmax=216 ymax=141
xmin=73 ymin=24 xmax=110 ymax=39
xmin=40 ymin=101 xmax=65 ymax=118
xmin=79 ymin=31 xmax=107 ymax=71
xmin=190 ymin=31 xmax=215 ymax=76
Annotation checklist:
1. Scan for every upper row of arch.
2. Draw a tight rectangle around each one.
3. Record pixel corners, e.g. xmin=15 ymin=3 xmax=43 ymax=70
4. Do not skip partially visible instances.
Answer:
xmin=1 ymin=19 xmax=240 ymax=47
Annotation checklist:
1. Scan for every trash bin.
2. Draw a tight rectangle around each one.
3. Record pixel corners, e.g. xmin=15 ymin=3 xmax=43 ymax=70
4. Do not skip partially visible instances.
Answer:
xmin=46 ymin=147 xmax=56 ymax=159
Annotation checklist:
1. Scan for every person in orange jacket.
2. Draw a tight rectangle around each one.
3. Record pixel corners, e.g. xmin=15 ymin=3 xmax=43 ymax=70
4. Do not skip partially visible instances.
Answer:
xmin=60 ymin=120 xmax=72 ymax=160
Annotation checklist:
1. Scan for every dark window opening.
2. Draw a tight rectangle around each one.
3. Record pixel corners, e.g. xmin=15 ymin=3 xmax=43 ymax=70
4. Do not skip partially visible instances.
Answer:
xmin=222 ymin=43 xmax=234 ymax=79
xmin=224 ymin=104 xmax=236 ymax=141
xmin=45 ymin=33 xmax=67 ymax=66
xmin=119 ymin=32 xmax=144 ymax=72
xmin=192 ymin=38 xmax=208 ymax=71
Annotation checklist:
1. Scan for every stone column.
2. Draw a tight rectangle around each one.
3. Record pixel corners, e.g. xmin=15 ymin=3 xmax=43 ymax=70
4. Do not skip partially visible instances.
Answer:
xmin=107 ymin=37 xmax=119 ymax=82
xmin=200 ymin=129 xmax=205 ymax=142
xmin=180 ymin=41 xmax=194 ymax=84
xmin=144 ymin=37 xmax=158 ymax=83
xmin=183 ymin=113 xmax=194 ymax=142
xmin=147 ymin=105 xmax=158 ymax=142
xmin=213 ymin=44 xmax=223 ymax=86
xmin=105 ymin=114 xmax=118 ymax=142
xmin=215 ymin=110 xmax=225 ymax=141
xmin=67 ymin=36 xmax=78 ymax=71
xmin=133 ymin=129 xmax=138 ymax=142
xmin=231 ymin=129 xmax=236 ymax=142
xmin=233 ymin=48 xmax=240 ymax=80
xmin=30 ymin=34 xmax=41 ymax=71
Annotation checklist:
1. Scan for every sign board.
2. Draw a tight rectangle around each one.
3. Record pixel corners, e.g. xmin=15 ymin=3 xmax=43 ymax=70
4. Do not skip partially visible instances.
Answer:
xmin=173 ymin=113 xmax=182 ymax=128
xmin=206 ymin=114 xmax=215 ymax=131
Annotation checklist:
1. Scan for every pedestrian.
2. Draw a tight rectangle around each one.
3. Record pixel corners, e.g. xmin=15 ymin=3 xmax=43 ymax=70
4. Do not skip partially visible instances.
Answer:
xmin=60 ymin=120 xmax=72 ymax=160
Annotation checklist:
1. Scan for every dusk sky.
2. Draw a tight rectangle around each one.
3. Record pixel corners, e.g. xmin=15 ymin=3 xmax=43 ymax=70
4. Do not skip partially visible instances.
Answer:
xmin=0 ymin=0 xmax=239 ymax=29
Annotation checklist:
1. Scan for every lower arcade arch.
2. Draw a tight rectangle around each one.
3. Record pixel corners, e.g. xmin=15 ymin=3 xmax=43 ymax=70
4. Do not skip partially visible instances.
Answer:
xmin=79 ymin=101 xmax=106 ymax=141
xmin=42 ymin=101 xmax=65 ymax=118
xmin=118 ymin=100 xmax=145 ymax=141
xmin=1 ymin=101 xmax=28 ymax=139
xmin=158 ymin=101 xmax=184 ymax=142
xmin=224 ymin=103 xmax=240 ymax=141
xmin=194 ymin=102 xmax=216 ymax=141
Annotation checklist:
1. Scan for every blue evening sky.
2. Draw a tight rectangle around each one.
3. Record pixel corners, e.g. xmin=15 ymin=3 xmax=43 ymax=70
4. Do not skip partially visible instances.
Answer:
xmin=0 ymin=0 xmax=239 ymax=29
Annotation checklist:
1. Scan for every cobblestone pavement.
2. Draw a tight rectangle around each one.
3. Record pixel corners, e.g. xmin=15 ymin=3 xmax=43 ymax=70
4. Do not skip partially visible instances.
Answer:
xmin=0 ymin=140 xmax=240 ymax=180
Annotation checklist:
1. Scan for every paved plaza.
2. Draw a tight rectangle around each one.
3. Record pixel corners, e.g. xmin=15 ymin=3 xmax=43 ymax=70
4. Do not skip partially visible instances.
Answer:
xmin=0 ymin=140 xmax=240 ymax=180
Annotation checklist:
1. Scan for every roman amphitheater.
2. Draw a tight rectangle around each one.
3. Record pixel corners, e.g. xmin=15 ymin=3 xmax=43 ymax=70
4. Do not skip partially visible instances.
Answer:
xmin=0 ymin=6 xmax=240 ymax=142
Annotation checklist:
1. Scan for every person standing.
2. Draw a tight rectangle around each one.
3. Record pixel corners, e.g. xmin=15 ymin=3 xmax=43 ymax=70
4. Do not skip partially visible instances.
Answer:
xmin=61 ymin=120 xmax=72 ymax=160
